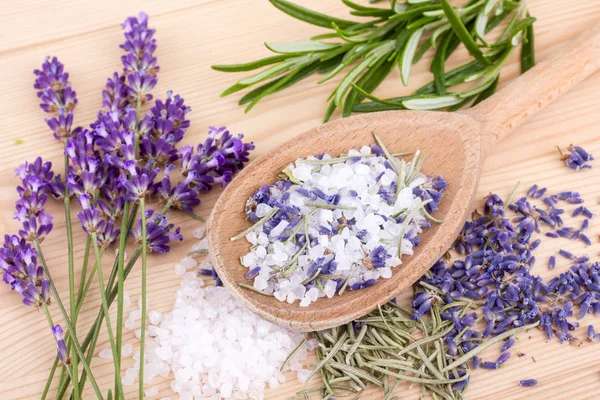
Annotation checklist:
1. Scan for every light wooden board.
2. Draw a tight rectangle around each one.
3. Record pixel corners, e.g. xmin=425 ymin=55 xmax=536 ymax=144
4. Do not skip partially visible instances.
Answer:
xmin=0 ymin=1 xmax=599 ymax=399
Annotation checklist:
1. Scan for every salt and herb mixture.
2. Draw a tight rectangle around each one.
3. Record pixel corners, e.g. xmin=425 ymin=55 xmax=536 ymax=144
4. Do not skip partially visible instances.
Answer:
xmin=233 ymin=135 xmax=446 ymax=306
xmin=120 ymin=226 xmax=312 ymax=400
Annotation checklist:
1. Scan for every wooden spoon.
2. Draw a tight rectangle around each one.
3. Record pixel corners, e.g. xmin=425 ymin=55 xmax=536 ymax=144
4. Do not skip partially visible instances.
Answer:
xmin=208 ymin=23 xmax=600 ymax=332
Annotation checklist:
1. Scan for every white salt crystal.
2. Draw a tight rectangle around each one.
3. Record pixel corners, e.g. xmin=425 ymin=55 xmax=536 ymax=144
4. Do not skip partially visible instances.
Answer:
xmin=380 ymin=267 xmax=393 ymax=279
xmin=99 ymin=348 xmax=113 ymax=360
xmin=145 ymin=387 xmax=158 ymax=397
xmin=148 ymin=310 xmax=162 ymax=325
xmin=125 ymin=317 xmax=135 ymax=330
xmin=180 ymin=256 xmax=197 ymax=269
xmin=192 ymin=225 xmax=206 ymax=239
xmin=255 ymin=203 xmax=273 ymax=218
xmin=122 ymin=343 xmax=133 ymax=357
xmin=174 ymin=263 xmax=186 ymax=276
xmin=130 ymin=309 xmax=142 ymax=321
xmin=123 ymin=290 xmax=131 ymax=307
xmin=122 ymin=368 xmax=137 ymax=386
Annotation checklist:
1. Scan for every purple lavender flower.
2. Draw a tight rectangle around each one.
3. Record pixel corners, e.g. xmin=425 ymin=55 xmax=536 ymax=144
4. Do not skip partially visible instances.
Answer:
xmin=34 ymin=57 xmax=80 ymax=140
xmin=130 ymin=210 xmax=183 ymax=253
xmin=157 ymin=165 xmax=200 ymax=212
xmin=120 ymin=12 xmax=159 ymax=104
xmin=0 ymin=235 xmax=50 ymax=306
xmin=51 ymin=324 xmax=70 ymax=364
xmin=150 ymin=91 xmax=190 ymax=144
xmin=77 ymin=194 xmax=104 ymax=233
xmin=121 ymin=161 xmax=159 ymax=200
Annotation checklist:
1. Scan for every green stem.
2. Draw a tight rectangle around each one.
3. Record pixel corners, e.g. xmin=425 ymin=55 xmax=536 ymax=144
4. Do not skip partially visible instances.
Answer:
xmin=64 ymin=196 xmax=80 ymax=399
xmin=139 ymin=198 xmax=148 ymax=399
xmin=34 ymin=240 xmax=104 ymax=400
xmin=75 ymin=248 xmax=142 ymax=396
xmin=90 ymin=233 xmax=124 ymax=399
xmin=76 ymin=237 xmax=92 ymax=308
xmin=40 ymin=357 xmax=58 ymax=400
xmin=60 ymin=206 xmax=141 ymax=398
xmin=115 ymin=201 xmax=130 ymax=400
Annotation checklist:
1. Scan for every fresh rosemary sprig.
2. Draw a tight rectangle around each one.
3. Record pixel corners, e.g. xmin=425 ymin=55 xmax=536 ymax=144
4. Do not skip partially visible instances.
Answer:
xmin=213 ymin=0 xmax=536 ymax=121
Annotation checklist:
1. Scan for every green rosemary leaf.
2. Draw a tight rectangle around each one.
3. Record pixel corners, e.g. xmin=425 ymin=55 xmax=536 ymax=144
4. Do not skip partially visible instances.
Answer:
xmin=343 ymin=57 xmax=393 ymax=117
xmin=239 ymin=60 xmax=297 ymax=85
xmin=319 ymin=44 xmax=376 ymax=83
xmin=474 ymin=12 xmax=489 ymax=44
xmin=341 ymin=0 xmax=381 ymax=11
xmin=430 ymin=24 xmax=451 ymax=49
xmin=351 ymin=101 xmax=408 ymax=113
xmin=369 ymin=19 xmax=404 ymax=43
xmin=220 ymin=82 xmax=250 ymax=97
xmin=413 ymin=38 xmax=432 ymax=64
xmin=269 ymin=0 xmax=358 ymax=29
xmin=265 ymin=41 xmax=341 ymax=54
xmin=485 ymin=9 xmax=510 ymax=33
xmin=507 ymin=17 xmax=537 ymax=42
xmin=407 ymin=16 xmax=438 ymax=30
xmin=484 ymin=0 xmax=501 ymax=14
xmin=321 ymin=43 xmax=357 ymax=62
xmin=311 ymin=32 xmax=342 ymax=40
xmin=319 ymin=53 xmax=347 ymax=73
xmin=390 ymin=4 xmax=442 ymax=22
xmin=245 ymin=64 xmax=309 ymax=112
xmin=447 ymin=95 xmax=474 ymax=111
xmin=440 ymin=0 xmax=491 ymax=65
xmin=212 ymin=55 xmax=289 ymax=72
xmin=334 ymin=41 xmax=393 ymax=107
xmin=351 ymin=9 xmax=395 ymax=18
xmin=402 ymin=95 xmax=463 ymax=110
xmin=400 ymin=28 xmax=425 ymax=86
xmin=472 ymin=74 xmax=499 ymax=105
xmin=521 ymin=15 xmax=535 ymax=73
xmin=502 ymin=0 xmax=521 ymax=12
xmin=431 ymin=32 xmax=452 ymax=94
xmin=323 ymin=100 xmax=337 ymax=123
xmin=239 ymin=61 xmax=321 ymax=105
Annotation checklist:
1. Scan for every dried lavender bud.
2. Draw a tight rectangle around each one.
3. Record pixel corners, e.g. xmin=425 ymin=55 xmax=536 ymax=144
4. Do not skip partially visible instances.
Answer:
xmin=548 ymin=256 xmax=556 ymax=270
xmin=519 ymin=379 xmax=538 ymax=387
xmin=558 ymin=249 xmax=575 ymax=260
xmin=481 ymin=361 xmax=499 ymax=370
xmin=500 ymin=337 xmax=516 ymax=352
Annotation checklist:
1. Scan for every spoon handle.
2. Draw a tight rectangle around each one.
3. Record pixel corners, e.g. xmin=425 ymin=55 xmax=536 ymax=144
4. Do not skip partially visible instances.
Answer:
xmin=462 ymin=22 xmax=600 ymax=153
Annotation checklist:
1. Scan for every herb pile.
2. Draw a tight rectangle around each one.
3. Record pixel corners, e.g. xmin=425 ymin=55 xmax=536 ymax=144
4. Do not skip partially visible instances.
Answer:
xmin=233 ymin=136 xmax=446 ymax=305
xmin=299 ymin=162 xmax=600 ymax=399
xmin=213 ymin=0 xmax=536 ymax=121
xmin=1 ymin=13 xmax=254 ymax=400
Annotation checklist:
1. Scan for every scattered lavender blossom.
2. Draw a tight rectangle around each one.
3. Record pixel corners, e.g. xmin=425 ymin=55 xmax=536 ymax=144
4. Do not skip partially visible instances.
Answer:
xmin=559 ymin=144 xmax=593 ymax=171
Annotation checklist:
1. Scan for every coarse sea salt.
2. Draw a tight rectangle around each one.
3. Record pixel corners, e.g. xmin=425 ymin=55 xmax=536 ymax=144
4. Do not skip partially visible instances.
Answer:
xmin=237 ymin=143 xmax=446 ymax=306
xmin=123 ymin=230 xmax=311 ymax=399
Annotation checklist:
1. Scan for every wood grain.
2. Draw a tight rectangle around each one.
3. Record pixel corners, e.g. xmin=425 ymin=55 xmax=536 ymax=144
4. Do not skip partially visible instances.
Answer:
xmin=0 ymin=0 xmax=599 ymax=399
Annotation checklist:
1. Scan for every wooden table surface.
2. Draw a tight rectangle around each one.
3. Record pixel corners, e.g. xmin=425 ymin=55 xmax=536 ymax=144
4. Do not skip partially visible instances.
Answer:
xmin=1 ymin=1 xmax=600 ymax=399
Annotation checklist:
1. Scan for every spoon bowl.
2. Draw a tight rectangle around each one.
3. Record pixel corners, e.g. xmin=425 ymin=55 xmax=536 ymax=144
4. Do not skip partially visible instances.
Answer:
xmin=208 ymin=24 xmax=600 ymax=331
